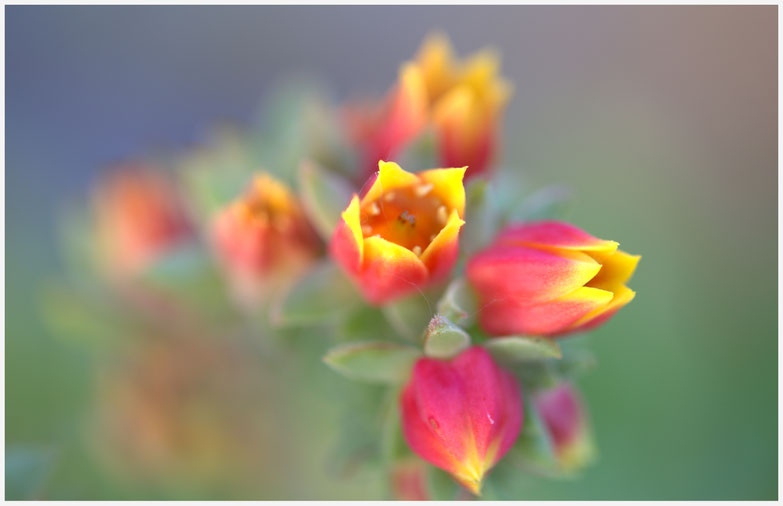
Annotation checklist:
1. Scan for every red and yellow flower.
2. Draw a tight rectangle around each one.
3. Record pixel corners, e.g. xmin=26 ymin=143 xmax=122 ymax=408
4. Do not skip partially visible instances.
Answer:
xmin=211 ymin=173 xmax=320 ymax=305
xmin=467 ymin=220 xmax=640 ymax=337
xmin=346 ymin=34 xmax=511 ymax=182
xmin=92 ymin=164 xmax=191 ymax=278
xmin=420 ymin=33 xmax=511 ymax=181
xmin=330 ymin=160 xmax=466 ymax=305
xmin=534 ymin=382 xmax=594 ymax=472
xmin=400 ymin=346 xmax=523 ymax=495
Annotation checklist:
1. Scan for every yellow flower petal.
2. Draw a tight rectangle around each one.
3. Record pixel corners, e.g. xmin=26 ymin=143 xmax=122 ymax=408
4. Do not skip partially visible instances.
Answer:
xmin=361 ymin=160 xmax=420 ymax=206
xmin=418 ymin=167 xmax=467 ymax=217
xmin=341 ymin=195 xmax=364 ymax=263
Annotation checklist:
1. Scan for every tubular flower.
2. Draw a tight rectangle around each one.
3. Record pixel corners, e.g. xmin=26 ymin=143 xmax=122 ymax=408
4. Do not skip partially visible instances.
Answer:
xmin=211 ymin=173 xmax=320 ymax=304
xmin=417 ymin=33 xmax=512 ymax=181
xmin=467 ymin=220 xmax=640 ymax=337
xmin=330 ymin=160 xmax=466 ymax=305
xmin=534 ymin=382 xmax=594 ymax=472
xmin=400 ymin=347 xmax=523 ymax=496
xmin=92 ymin=164 xmax=191 ymax=278
xmin=347 ymin=34 xmax=511 ymax=182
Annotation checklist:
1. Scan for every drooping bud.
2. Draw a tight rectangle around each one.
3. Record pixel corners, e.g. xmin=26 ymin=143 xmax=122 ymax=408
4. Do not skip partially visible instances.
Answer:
xmin=400 ymin=347 xmax=523 ymax=495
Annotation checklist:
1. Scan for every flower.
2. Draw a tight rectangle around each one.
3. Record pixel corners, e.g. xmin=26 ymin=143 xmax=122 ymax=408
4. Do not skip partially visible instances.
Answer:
xmin=467 ymin=220 xmax=640 ymax=337
xmin=400 ymin=346 xmax=523 ymax=495
xmin=534 ymin=382 xmax=594 ymax=472
xmin=92 ymin=164 xmax=191 ymax=278
xmin=211 ymin=173 xmax=320 ymax=305
xmin=330 ymin=160 xmax=466 ymax=305
xmin=347 ymin=34 xmax=511 ymax=182
xmin=418 ymin=33 xmax=511 ymax=181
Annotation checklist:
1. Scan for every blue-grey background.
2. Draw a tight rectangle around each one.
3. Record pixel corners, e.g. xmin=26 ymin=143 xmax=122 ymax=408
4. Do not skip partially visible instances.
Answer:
xmin=6 ymin=5 xmax=777 ymax=499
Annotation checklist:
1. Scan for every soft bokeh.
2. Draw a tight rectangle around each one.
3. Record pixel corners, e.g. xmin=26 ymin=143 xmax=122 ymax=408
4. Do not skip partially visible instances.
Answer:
xmin=6 ymin=6 xmax=776 ymax=500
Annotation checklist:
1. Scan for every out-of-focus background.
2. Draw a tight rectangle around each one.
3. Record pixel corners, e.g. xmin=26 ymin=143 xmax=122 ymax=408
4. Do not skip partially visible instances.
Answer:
xmin=6 ymin=5 xmax=777 ymax=500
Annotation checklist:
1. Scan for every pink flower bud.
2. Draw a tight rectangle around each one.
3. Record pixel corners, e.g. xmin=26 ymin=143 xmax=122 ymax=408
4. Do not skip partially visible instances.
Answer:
xmin=467 ymin=220 xmax=640 ymax=337
xmin=400 ymin=346 xmax=522 ymax=495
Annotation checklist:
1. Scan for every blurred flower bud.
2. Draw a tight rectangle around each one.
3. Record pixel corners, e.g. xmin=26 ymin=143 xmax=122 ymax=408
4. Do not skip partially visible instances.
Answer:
xmin=211 ymin=173 xmax=320 ymax=306
xmin=347 ymin=34 xmax=511 ymax=182
xmin=418 ymin=33 xmax=511 ymax=180
xmin=400 ymin=346 xmax=522 ymax=495
xmin=330 ymin=161 xmax=465 ymax=304
xmin=92 ymin=164 xmax=191 ymax=279
xmin=534 ymin=382 xmax=595 ymax=472
xmin=92 ymin=333 xmax=282 ymax=493
xmin=467 ymin=220 xmax=640 ymax=337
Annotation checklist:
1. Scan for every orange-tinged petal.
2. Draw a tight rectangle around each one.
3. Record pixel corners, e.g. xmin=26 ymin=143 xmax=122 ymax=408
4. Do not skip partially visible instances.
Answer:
xmin=361 ymin=160 xmax=420 ymax=206
xmin=498 ymin=221 xmax=619 ymax=252
xmin=358 ymin=235 xmax=428 ymax=305
xmin=467 ymin=244 xmax=602 ymax=305
xmin=420 ymin=208 xmax=465 ymax=283
xmin=478 ymin=286 xmax=613 ymax=336
xmin=330 ymin=195 xmax=363 ymax=274
xmin=417 ymin=166 xmax=467 ymax=216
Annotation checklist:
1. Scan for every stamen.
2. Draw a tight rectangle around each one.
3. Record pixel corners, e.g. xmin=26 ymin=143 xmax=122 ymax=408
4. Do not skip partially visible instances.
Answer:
xmin=437 ymin=205 xmax=448 ymax=225
xmin=384 ymin=191 xmax=396 ymax=202
xmin=362 ymin=225 xmax=373 ymax=235
xmin=367 ymin=201 xmax=381 ymax=216
xmin=412 ymin=245 xmax=422 ymax=256
xmin=414 ymin=183 xmax=434 ymax=197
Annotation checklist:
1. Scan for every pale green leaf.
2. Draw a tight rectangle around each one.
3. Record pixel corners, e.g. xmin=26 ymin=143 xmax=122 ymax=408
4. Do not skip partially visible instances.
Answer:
xmin=323 ymin=341 xmax=421 ymax=384
xmin=484 ymin=336 xmax=562 ymax=363
xmin=298 ymin=159 xmax=354 ymax=240
xmin=423 ymin=315 xmax=470 ymax=359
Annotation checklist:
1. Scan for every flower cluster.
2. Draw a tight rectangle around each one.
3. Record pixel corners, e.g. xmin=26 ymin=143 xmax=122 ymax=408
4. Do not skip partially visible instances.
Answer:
xmin=48 ymin=33 xmax=639 ymax=500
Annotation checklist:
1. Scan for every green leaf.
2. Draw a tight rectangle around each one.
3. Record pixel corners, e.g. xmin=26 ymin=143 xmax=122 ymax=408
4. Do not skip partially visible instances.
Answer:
xmin=461 ymin=177 xmax=497 ymax=256
xmin=423 ymin=315 xmax=470 ymax=359
xmin=271 ymin=260 xmax=361 ymax=327
xmin=382 ymin=291 xmax=436 ymax=342
xmin=298 ymin=159 xmax=354 ymax=240
xmin=323 ymin=341 xmax=421 ymax=384
xmin=435 ymin=277 xmax=477 ymax=326
xmin=484 ymin=336 xmax=562 ymax=363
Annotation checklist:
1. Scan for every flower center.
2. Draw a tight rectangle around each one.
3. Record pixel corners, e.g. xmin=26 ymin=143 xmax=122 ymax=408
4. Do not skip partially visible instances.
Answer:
xmin=359 ymin=184 xmax=449 ymax=255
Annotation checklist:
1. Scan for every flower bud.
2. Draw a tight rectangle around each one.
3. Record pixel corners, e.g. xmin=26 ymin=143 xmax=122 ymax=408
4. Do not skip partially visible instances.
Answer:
xmin=467 ymin=220 xmax=640 ymax=337
xmin=330 ymin=161 xmax=465 ymax=304
xmin=400 ymin=346 xmax=522 ymax=495
xmin=211 ymin=173 xmax=320 ymax=305
xmin=347 ymin=34 xmax=511 ymax=182
xmin=92 ymin=164 xmax=191 ymax=278
xmin=534 ymin=382 xmax=594 ymax=472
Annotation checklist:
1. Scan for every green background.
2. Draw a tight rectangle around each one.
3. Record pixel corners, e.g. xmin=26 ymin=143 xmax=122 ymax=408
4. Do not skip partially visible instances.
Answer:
xmin=6 ymin=6 xmax=777 ymax=499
